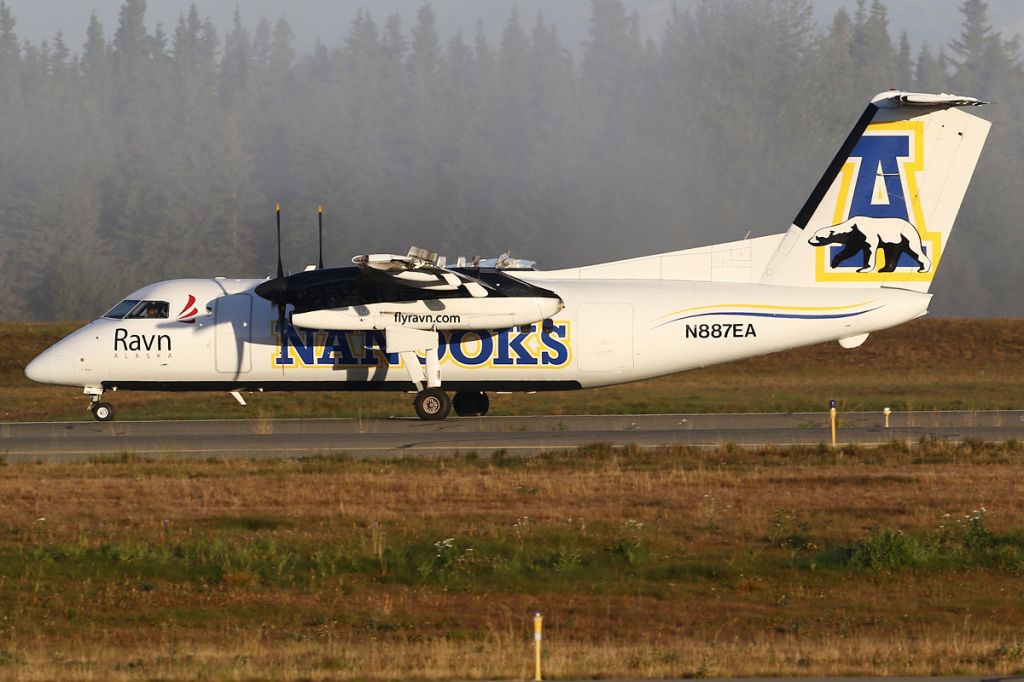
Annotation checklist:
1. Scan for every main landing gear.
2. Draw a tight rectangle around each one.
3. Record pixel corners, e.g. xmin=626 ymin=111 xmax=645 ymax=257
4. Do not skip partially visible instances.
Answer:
xmin=388 ymin=327 xmax=494 ymax=420
xmin=413 ymin=387 xmax=451 ymax=420
xmin=453 ymin=390 xmax=489 ymax=417
xmin=411 ymin=389 xmax=491 ymax=420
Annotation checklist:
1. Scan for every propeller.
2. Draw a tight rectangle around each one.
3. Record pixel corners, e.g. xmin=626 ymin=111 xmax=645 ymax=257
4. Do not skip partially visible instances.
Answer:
xmin=269 ymin=202 xmax=287 ymax=339
xmin=257 ymin=203 xmax=332 ymax=337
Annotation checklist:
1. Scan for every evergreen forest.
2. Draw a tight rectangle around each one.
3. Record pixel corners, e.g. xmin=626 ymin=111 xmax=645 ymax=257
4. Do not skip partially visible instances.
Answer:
xmin=0 ymin=0 xmax=1021 ymax=320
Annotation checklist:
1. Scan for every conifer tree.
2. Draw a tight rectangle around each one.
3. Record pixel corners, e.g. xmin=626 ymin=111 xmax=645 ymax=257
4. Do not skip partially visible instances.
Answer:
xmin=0 ymin=0 xmax=1020 ymax=319
xmin=219 ymin=6 xmax=250 ymax=106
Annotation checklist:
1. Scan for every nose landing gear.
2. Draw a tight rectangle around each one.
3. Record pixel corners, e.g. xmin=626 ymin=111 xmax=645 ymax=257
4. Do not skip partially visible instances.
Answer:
xmin=86 ymin=387 xmax=115 ymax=422
xmin=91 ymin=402 xmax=116 ymax=421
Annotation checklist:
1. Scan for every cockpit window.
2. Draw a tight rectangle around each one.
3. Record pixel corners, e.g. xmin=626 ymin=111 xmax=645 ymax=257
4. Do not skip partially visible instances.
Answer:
xmin=104 ymin=300 xmax=169 ymax=319
xmin=103 ymin=299 xmax=140 ymax=319
xmin=125 ymin=300 xmax=169 ymax=319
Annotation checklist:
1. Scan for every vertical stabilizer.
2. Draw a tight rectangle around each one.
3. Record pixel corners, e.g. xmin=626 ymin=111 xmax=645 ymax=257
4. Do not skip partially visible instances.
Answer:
xmin=760 ymin=91 xmax=990 ymax=292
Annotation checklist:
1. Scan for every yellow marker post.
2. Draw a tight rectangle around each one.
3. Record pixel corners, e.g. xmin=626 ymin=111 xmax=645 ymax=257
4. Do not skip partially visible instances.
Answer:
xmin=883 ymin=406 xmax=891 ymax=428
xmin=829 ymin=399 xmax=837 ymax=448
xmin=533 ymin=612 xmax=543 ymax=681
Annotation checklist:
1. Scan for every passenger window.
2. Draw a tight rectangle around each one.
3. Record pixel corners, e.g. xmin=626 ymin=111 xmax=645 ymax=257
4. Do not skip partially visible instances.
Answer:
xmin=124 ymin=300 xmax=169 ymax=319
xmin=103 ymin=299 xmax=140 ymax=319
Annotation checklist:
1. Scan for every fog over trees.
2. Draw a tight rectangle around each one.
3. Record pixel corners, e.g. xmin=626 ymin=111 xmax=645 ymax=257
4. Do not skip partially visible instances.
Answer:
xmin=0 ymin=0 xmax=1021 ymax=320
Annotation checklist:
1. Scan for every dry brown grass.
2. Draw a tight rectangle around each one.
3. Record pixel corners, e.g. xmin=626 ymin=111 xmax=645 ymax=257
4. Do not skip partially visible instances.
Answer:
xmin=0 ymin=446 xmax=1023 ymax=678
xmin=4 ymin=627 xmax=1023 ymax=681
xmin=0 ymin=453 xmax=1017 ymax=539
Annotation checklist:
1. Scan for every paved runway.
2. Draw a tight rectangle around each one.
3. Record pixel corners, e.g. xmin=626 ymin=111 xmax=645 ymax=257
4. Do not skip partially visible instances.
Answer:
xmin=624 ymin=678 xmax=1003 ymax=682
xmin=1 ymin=410 xmax=1022 ymax=461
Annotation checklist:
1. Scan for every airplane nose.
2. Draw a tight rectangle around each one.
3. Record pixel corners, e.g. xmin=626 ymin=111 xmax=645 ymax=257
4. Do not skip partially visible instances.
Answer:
xmin=24 ymin=349 xmax=71 ymax=385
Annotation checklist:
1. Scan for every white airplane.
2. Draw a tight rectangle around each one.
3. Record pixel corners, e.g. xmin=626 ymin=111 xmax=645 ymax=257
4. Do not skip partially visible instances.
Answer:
xmin=26 ymin=90 xmax=990 ymax=421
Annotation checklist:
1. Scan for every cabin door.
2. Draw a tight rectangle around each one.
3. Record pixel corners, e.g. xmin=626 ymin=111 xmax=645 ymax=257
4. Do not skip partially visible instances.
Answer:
xmin=577 ymin=303 xmax=634 ymax=372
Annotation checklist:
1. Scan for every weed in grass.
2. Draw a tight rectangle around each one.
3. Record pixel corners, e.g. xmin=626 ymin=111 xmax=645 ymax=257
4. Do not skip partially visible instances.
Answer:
xmin=992 ymin=642 xmax=1024 ymax=664
xmin=700 ymin=493 xmax=720 ymax=530
xmin=849 ymin=528 xmax=930 ymax=571
xmin=957 ymin=508 xmax=995 ymax=550
xmin=203 ymin=516 xmax=289 ymax=532
xmin=609 ymin=537 xmax=646 ymax=568
xmin=0 ymin=650 xmax=22 ymax=666
xmin=553 ymin=545 xmax=583 ymax=572
xmin=767 ymin=508 xmax=816 ymax=551
xmin=831 ymin=508 xmax=1024 ymax=575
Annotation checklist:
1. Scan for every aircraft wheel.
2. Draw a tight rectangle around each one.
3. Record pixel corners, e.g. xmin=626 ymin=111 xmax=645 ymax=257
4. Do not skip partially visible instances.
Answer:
xmin=92 ymin=402 xmax=115 ymax=422
xmin=453 ymin=391 xmax=489 ymax=417
xmin=413 ymin=388 xmax=451 ymax=421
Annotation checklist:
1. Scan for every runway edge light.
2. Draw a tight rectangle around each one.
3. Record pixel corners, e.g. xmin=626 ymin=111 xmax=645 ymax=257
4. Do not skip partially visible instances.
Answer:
xmin=533 ymin=611 xmax=543 ymax=681
xmin=829 ymin=400 xmax=837 ymax=448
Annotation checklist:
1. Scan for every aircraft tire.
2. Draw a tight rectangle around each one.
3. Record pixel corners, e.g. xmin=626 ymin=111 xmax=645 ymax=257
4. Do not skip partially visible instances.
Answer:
xmin=453 ymin=391 xmax=489 ymax=417
xmin=92 ymin=402 xmax=115 ymax=422
xmin=413 ymin=388 xmax=451 ymax=420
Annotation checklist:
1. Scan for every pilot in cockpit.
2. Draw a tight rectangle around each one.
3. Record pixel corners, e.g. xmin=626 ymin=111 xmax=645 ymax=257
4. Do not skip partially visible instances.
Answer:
xmin=140 ymin=301 xmax=168 ymax=319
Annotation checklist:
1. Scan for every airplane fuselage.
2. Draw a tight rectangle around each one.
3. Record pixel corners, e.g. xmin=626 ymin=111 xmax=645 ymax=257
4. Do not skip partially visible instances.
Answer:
xmin=27 ymin=272 xmax=930 ymax=394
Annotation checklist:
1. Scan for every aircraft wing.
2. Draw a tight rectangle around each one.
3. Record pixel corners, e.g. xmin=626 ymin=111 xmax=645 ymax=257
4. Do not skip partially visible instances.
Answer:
xmin=353 ymin=249 xmax=491 ymax=298
xmin=254 ymin=246 xmax=556 ymax=318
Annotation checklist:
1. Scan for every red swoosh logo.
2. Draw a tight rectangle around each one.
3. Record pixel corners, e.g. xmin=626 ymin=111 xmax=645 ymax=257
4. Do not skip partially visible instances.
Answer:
xmin=177 ymin=294 xmax=198 ymax=323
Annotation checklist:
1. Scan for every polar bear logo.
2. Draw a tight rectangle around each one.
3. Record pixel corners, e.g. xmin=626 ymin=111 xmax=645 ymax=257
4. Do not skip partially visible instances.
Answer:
xmin=808 ymin=216 xmax=931 ymax=273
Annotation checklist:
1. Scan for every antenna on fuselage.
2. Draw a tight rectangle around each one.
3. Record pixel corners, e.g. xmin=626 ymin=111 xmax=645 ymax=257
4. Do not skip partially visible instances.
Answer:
xmin=317 ymin=205 xmax=324 ymax=269
xmin=275 ymin=202 xmax=284 ymax=279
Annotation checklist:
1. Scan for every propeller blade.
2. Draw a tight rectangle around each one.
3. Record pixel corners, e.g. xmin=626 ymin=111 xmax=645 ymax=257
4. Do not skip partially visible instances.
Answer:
xmin=275 ymin=202 xmax=284 ymax=279
xmin=317 ymin=205 xmax=324 ymax=270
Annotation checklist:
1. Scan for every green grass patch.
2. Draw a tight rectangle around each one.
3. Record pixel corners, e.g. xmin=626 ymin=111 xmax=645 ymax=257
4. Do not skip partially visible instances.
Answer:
xmin=0 ymin=529 xmax=665 ymax=591
xmin=821 ymin=510 xmax=1024 ymax=574
xmin=8 ymin=508 xmax=1023 ymax=597
xmin=201 ymin=516 xmax=293 ymax=531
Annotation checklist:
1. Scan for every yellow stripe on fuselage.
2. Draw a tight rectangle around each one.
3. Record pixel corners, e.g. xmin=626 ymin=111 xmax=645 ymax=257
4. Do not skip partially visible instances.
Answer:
xmin=655 ymin=300 xmax=877 ymax=321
